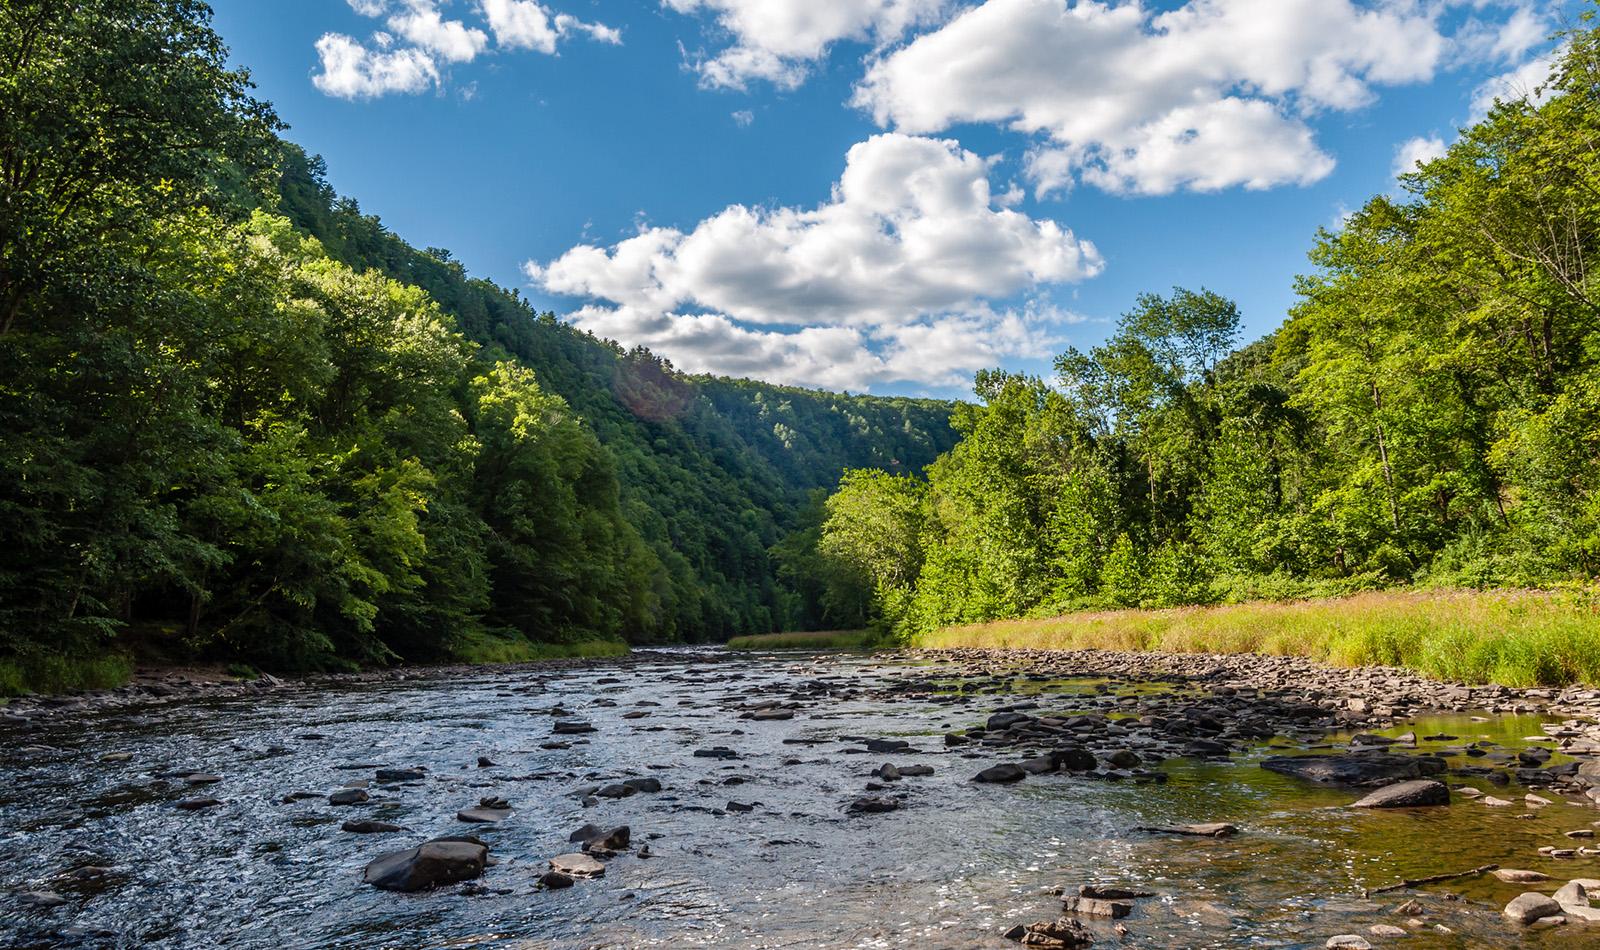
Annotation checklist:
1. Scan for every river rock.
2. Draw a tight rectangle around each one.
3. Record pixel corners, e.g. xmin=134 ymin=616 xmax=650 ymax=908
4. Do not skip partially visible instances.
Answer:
xmin=1350 ymin=779 xmax=1449 ymax=808
xmin=328 ymin=788 xmax=369 ymax=806
xmin=549 ymin=852 xmax=605 ymax=878
xmin=175 ymin=797 xmax=221 ymax=810
xmin=622 ymin=777 xmax=661 ymax=793
xmin=1060 ymin=895 xmax=1130 ymax=918
xmin=458 ymin=796 xmax=512 ymax=823
xmin=975 ymin=763 xmax=1027 ymax=784
xmin=1325 ymin=937 xmax=1371 ymax=949
xmin=1494 ymin=869 xmax=1549 ymax=883
xmin=1134 ymin=822 xmax=1237 ymax=837
xmin=376 ymin=768 xmax=425 ymax=782
xmin=1004 ymin=916 xmax=1093 ymax=947
xmin=847 ymin=795 xmax=899 ymax=813
xmin=342 ymin=819 xmax=403 ymax=833
xmin=1504 ymin=892 xmax=1563 ymax=925
xmin=581 ymin=825 xmax=630 ymax=853
xmin=1261 ymin=754 xmax=1441 ymax=787
xmin=363 ymin=838 xmax=489 ymax=892
xmin=553 ymin=721 xmax=596 ymax=735
xmin=539 ymin=870 xmax=575 ymax=889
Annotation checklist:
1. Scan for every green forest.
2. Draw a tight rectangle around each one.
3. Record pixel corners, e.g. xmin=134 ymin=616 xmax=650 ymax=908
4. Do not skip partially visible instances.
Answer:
xmin=7 ymin=1 xmax=1600 ymax=695
xmin=0 ymin=0 xmax=956 ymax=690
xmin=816 ymin=22 xmax=1600 ymax=637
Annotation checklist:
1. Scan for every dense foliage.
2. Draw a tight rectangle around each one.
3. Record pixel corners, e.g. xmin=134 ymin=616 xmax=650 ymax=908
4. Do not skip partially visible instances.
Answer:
xmin=0 ymin=0 xmax=955 ymax=686
xmin=820 ymin=22 xmax=1600 ymax=636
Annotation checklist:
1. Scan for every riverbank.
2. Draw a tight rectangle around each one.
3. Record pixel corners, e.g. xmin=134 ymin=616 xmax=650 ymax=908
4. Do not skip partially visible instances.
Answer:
xmin=725 ymin=629 xmax=879 ymax=650
xmin=911 ymin=589 xmax=1600 ymax=687
xmin=0 ymin=636 xmax=631 ymax=700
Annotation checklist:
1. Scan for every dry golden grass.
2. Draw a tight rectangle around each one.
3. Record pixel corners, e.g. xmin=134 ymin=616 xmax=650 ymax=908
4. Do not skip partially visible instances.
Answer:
xmin=911 ymin=588 xmax=1600 ymax=687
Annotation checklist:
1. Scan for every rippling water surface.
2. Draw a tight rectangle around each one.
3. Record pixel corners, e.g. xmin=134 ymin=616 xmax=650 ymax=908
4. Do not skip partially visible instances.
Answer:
xmin=1 ymin=649 xmax=1596 ymax=948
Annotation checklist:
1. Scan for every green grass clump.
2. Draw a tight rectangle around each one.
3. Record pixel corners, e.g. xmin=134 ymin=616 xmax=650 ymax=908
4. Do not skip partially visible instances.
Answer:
xmin=911 ymin=589 xmax=1600 ymax=687
xmin=725 ymin=629 xmax=881 ymax=651
xmin=449 ymin=631 xmax=629 ymax=665
xmin=0 ymin=652 xmax=135 ymax=697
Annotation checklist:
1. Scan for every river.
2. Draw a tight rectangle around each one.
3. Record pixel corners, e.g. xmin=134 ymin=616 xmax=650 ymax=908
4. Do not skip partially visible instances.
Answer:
xmin=2 ymin=648 xmax=1597 ymax=948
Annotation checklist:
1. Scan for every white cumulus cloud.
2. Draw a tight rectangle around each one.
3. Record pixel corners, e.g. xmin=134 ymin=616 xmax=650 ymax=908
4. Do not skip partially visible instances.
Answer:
xmin=852 ymin=0 xmax=1509 ymax=197
xmin=313 ymin=0 xmax=619 ymax=99
xmin=1392 ymin=134 xmax=1448 ymax=177
xmin=665 ymin=0 xmax=949 ymax=89
xmin=313 ymin=33 xmax=440 ymax=99
xmin=526 ymin=133 xmax=1101 ymax=388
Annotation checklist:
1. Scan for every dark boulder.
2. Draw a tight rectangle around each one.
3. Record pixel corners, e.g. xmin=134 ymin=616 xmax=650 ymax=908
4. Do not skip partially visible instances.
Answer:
xmin=1261 ymin=754 xmax=1442 ymax=787
xmin=975 ymin=764 xmax=1027 ymax=784
xmin=363 ymin=838 xmax=488 ymax=892
xmin=1350 ymin=779 xmax=1449 ymax=808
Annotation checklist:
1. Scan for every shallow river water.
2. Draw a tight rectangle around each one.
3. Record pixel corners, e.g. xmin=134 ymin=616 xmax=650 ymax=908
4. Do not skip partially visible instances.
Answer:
xmin=1 ymin=648 xmax=1597 ymax=948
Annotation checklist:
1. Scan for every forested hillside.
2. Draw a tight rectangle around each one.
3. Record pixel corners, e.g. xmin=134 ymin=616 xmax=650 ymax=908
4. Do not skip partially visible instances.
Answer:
xmin=818 ymin=24 xmax=1600 ymax=636
xmin=0 ymin=0 xmax=954 ymax=691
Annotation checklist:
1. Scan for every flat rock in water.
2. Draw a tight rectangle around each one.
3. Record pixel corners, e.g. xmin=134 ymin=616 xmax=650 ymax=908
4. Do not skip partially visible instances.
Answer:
xmin=974 ymin=763 xmax=1026 ymax=784
xmin=1059 ymin=895 xmax=1131 ymax=918
xmin=1261 ymin=754 xmax=1440 ymax=787
xmin=1325 ymin=937 xmax=1372 ymax=949
xmin=1134 ymin=822 xmax=1237 ymax=838
xmin=1350 ymin=779 xmax=1449 ymax=808
xmin=553 ymin=721 xmax=596 ymax=735
xmin=364 ymin=838 xmax=489 ymax=892
xmin=457 ymin=806 xmax=512 ymax=823
xmin=1504 ymin=892 xmax=1563 ymax=925
xmin=1003 ymin=916 xmax=1093 ymax=947
xmin=375 ymin=768 xmax=426 ymax=783
xmin=175 ymin=797 xmax=221 ymax=810
xmin=847 ymin=795 xmax=899 ymax=813
xmin=549 ymin=852 xmax=605 ymax=878
xmin=328 ymin=788 xmax=369 ymax=806
xmin=342 ymin=819 xmax=403 ymax=833
xmin=1494 ymin=869 xmax=1549 ymax=883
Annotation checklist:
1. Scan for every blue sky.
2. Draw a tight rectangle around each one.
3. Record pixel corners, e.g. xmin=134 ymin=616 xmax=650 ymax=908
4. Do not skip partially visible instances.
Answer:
xmin=210 ymin=0 xmax=1568 ymax=396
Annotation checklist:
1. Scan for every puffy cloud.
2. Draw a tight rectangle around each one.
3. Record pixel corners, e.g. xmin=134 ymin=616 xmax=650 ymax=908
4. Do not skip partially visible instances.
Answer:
xmin=853 ymin=0 xmax=1485 ymax=196
xmin=1392 ymin=134 xmax=1447 ymax=177
xmin=527 ymin=134 xmax=1101 ymax=388
xmin=313 ymin=0 xmax=618 ymax=99
xmin=313 ymin=33 xmax=440 ymax=99
xmin=1470 ymin=45 xmax=1559 ymax=116
xmin=481 ymin=0 xmax=619 ymax=52
xmin=665 ymin=0 xmax=949 ymax=89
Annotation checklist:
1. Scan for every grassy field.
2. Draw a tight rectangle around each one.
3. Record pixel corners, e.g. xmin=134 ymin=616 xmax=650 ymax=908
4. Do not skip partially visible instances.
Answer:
xmin=725 ymin=630 xmax=881 ymax=651
xmin=910 ymin=589 xmax=1600 ymax=687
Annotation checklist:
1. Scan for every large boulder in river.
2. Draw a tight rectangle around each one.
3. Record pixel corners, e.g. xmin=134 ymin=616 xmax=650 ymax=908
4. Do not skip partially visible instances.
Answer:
xmin=1350 ymin=779 xmax=1449 ymax=808
xmin=363 ymin=837 xmax=488 ymax=892
xmin=1261 ymin=754 xmax=1442 ymax=787
xmin=1504 ymin=892 xmax=1563 ymax=925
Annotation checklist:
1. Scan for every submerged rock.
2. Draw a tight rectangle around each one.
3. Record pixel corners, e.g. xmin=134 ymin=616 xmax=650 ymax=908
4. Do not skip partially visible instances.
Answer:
xmin=1134 ymin=822 xmax=1237 ymax=838
xmin=1261 ymin=754 xmax=1441 ymax=787
xmin=363 ymin=838 xmax=489 ymax=892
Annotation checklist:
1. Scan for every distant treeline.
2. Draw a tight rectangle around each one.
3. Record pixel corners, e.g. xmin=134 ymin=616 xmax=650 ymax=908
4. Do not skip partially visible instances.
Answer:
xmin=0 ymin=0 xmax=955 ymax=687
xmin=816 ymin=24 xmax=1600 ymax=635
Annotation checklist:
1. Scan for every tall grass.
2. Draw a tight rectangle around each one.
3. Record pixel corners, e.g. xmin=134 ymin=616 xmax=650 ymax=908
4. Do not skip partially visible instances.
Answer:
xmin=910 ymin=589 xmax=1600 ymax=687
xmin=449 ymin=632 xmax=629 ymax=664
xmin=725 ymin=629 xmax=881 ymax=651
xmin=0 ymin=653 xmax=136 ymax=697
